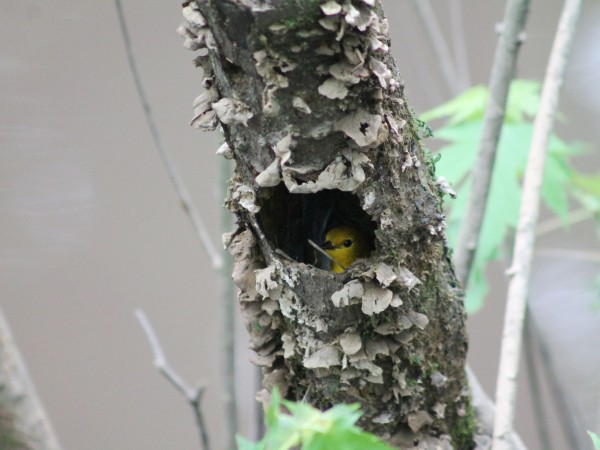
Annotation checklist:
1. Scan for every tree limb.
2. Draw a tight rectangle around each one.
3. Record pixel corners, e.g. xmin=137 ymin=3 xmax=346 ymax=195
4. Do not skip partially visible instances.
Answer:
xmin=527 ymin=312 xmax=590 ymax=450
xmin=466 ymin=365 xmax=526 ymax=450
xmin=453 ymin=0 xmax=530 ymax=287
xmin=219 ymin=155 xmax=238 ymax=450
xmin=523 ymin=317 xmax=553 ymax=450
xmin=117 ymin=0 xmax=240 ymax=443
xmin=182 ymin=0 xmax=473 ymax=446
xmin=492 ymin=1 xmax=584 ymax=447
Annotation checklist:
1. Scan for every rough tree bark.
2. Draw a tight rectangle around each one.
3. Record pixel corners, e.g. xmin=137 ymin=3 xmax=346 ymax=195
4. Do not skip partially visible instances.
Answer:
xmin=0 ymin=309 xmax=62 ymax=450
xmin=179 ymin=1 xmax=474 ymax=448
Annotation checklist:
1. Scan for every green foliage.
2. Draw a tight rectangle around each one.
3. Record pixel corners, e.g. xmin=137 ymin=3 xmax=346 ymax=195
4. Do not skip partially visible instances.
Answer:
xmin=237 ymin=389 xmax=395 ymax=450
xmin=421 ymin=80 xmax=599 ymax=313
xmin=589 ymin=431 xmax=600 ymax=450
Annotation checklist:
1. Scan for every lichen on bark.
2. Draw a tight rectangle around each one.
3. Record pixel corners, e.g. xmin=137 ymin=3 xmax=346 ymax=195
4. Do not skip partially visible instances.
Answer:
xmin=180 ymin=0 xmax=473 ymax=448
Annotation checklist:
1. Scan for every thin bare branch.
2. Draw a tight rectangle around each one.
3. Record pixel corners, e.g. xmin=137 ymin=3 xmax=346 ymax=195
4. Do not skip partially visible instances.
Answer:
xmin=492 ymin=1 xmax=584 ymax=447
xmin=535 ymin=207 xmax=596 ymax=236
xmin=114 ymin=0 xmax=223 ymax=270
xmin=411 ymin=0 xmax=461 ymax=95
xmin=453 ymin=0 xmax=530 ymax=287
xmin=307 ymin=238 xmax=347 ymax=270
xmin=255 ymin=367 xmax=265 ymax=440
xmin=307 ymin=239 xmax=333 ymax=263
xmin=0 ymin=309 xmax=63 ymax=450
xmin=218 ymin=155 xmax=238 ymax=450
xmin=449 ymin=0 xmax=471 ymax=91
xmin=527 ymin=312 xmax=590 ymax=450
xmin=524 ymin=317 xmax=553 ymax=450
xmin=135 ymin=310 xmax=210 ymax=450
xmin=537 ymin=248 xmax=600 ymax=263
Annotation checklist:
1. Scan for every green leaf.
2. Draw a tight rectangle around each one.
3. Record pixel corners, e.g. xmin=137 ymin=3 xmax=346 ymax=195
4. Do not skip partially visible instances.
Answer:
xmin=434 ymin=122 xmax=482 ymax=185
xmin=321 ymin=403 xmax=362 ymax=430
xmin=421 ymin=79 xmax=592 ymax=314
xmin=420 ymin=85 xmax=487 ymax=125
xmin=573 ymin=173 xmax=600 ymax=198
xmin=542 ymin=154 xmax=571 ymax=223
xmin=588 ymin=431 xmax=600 ymax=450
xmin=420 ymin=80 xmax=541 ymax=126
xmin=238 ymin=392 xmax=395 ymax=450
xmin=573 ymin=189 xmax=600 ymax=217
xmin=266 ymin=388 xmax=282 ymax=429
xmin=236 ymin=435 xmax=262 ymax=450
xmin=464 ymin=264 xmax=490 ymax=315
xmin=309 ymin=428 xmax=394 ymax=450
xmin=504 ymin=80 xmax=540 ymax=123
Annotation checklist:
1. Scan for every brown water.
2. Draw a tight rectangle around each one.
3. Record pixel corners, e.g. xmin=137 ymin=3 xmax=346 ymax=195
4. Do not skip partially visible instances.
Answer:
xmin=1 ymin=1 xmax=599 ymax=449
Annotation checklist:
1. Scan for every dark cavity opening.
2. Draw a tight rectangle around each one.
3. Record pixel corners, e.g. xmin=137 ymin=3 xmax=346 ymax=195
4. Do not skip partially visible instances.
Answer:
xmin=256 ymin=185 xmax=376 ymax=269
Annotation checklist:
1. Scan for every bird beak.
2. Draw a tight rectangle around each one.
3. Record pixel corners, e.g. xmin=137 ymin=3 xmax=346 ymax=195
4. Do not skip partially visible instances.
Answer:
xmin=320 ymin=240 xmax=335 ymax=250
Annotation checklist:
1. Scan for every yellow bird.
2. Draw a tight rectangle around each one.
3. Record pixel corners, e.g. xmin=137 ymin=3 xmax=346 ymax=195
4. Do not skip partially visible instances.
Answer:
xmin=320 ymin=226 xmax=370 ymax=273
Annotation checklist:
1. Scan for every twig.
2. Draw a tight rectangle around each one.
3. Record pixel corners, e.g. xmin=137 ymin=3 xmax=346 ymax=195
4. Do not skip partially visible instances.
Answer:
xmin=307 ymin=239 xmax=333 ymax=263
xmin=536 ymin=248 xmax=600 ymax=263
xmin=307 ymin=239 xmax=345 ymax=270
xmin=449 ymin=0 xmax=471 ymax=91
xmin=453 ymin=0 xmax=531 ymax=287
xmin=535 ymin=207 xmax=596 ymax=236
xmin=114 ymin=0 xmax=223 ymax=271
xmin=0 ymin=308 xmax=63 ymax=450
xmin=255 ymin=367 xmax=265 ymax=440
xmin=411 ymin=0 xmax=461 ymax=95
xmin=523 ymin=316 xmax=553 ymax=450
xmin=274 ymin=249 xmax=296 ymax=262
xmin=135 ymin=310 xmax=210 ymax=450
xmin=218 ymin=155 xmax=238 ymax=450
xmin=396 ymin=2 xmax=442 ymax=106
xmin=528 ymin=310 xmax=590 ymax=450
xmin=492 ymin=1 xmax=584 ymax=448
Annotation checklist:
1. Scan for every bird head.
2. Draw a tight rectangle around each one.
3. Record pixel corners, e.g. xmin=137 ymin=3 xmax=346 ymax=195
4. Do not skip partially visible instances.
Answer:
xmin=321 ymin=225 xmax=369 ymax=273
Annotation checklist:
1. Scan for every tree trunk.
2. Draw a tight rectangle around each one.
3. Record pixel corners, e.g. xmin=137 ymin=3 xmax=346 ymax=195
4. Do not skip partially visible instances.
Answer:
xmin=0 ymin=309 xmax=62 ymax=450
xmin=180 ymin=1 xmax=474 ymax=448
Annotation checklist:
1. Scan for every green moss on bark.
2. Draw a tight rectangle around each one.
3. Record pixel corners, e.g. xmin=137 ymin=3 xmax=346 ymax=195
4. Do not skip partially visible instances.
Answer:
xmin=450 ymin=399 xmax=477 ymax=450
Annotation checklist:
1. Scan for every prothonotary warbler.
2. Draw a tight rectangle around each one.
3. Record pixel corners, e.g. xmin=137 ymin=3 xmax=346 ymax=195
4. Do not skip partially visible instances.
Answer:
xmin=320 ymin=225 xmax=370 ymax=273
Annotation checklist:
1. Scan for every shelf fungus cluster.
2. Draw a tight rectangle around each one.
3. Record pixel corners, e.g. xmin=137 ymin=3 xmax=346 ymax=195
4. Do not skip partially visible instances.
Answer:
xmin=181 ymin=0 xmax=473 ymax=448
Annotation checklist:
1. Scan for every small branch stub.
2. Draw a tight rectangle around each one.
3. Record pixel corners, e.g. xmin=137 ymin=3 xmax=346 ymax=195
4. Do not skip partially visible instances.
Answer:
xmin=135 ymin=310 xmax=210 ymax=450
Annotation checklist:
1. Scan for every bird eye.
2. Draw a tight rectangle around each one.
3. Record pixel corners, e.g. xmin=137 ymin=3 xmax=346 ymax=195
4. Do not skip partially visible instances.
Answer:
xmin=343 ymin=239 xmax=352 ymax=247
